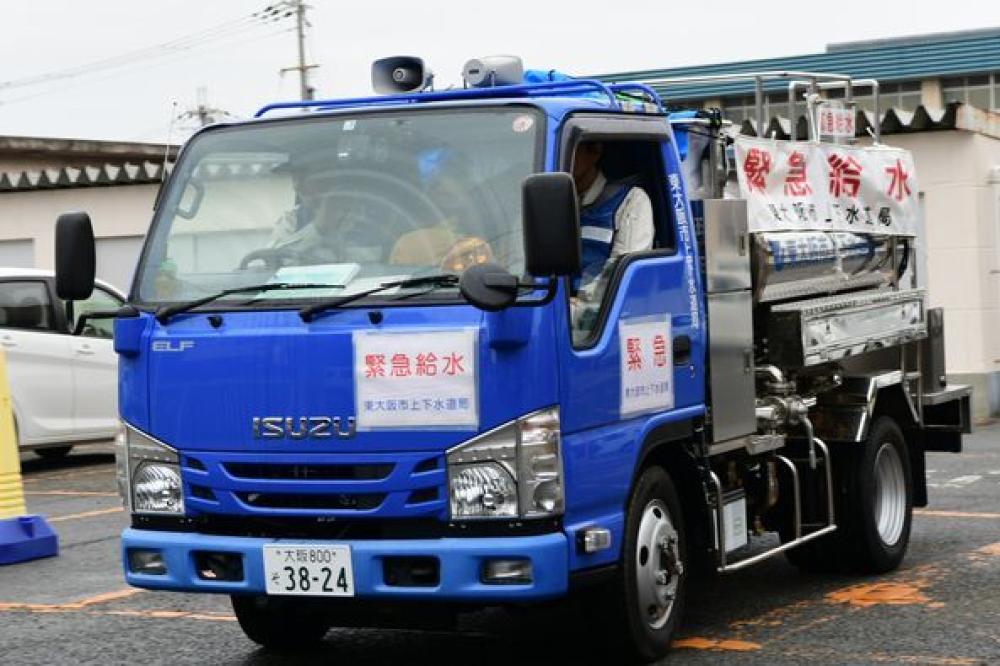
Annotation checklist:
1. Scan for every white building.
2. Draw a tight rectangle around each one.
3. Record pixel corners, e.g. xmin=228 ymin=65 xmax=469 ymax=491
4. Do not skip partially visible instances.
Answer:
xmin=0 ymin=135 xmax=174 ymax=291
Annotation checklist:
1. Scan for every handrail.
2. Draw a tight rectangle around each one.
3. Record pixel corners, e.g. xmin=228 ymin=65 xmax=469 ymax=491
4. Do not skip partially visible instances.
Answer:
xmin=254 ymin=78 xmax=624 ymax=118
xmin=622 ymin=70 xmax=864 ymax=137
xmin=607 ymin=82 xmax=665 ymax=112
xmin=787 ymin=78 xmax=881 ymax=144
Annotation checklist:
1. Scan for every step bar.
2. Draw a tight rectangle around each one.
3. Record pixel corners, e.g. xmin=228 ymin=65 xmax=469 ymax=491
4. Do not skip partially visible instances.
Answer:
xmin=710 ymin=438 xmax=836 ymax=573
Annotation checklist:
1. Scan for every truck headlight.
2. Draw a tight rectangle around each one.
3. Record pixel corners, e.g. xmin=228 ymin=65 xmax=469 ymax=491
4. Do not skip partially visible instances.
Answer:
xmin=447 ymin=407 xmax=563 ymax=520
xmin=114 ymin=423 xmax=128 ymax=508
xmin=132 ymin=463 xmax=184 ymax=514
xmin=122 ymin=422 xmax=185 ymax=515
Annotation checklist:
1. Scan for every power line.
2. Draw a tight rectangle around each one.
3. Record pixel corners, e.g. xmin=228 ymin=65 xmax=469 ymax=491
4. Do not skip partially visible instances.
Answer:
xmin=0 ymin=5 xmax=293 ymax=93
xmin=0 ymin=26 xmax=293 ymax=108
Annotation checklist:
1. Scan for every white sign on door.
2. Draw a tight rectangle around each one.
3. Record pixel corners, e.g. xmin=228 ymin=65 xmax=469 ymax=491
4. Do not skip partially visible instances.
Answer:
xmin=619 ymin=317 xmax=674 ymax=418
xmin=354 ymin=329 xmax=478 ymax=430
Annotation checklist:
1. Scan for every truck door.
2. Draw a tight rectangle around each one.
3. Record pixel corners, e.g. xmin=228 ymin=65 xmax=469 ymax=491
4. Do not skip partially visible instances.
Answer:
xmin=555 ymin=116 xmax=705 ymax=557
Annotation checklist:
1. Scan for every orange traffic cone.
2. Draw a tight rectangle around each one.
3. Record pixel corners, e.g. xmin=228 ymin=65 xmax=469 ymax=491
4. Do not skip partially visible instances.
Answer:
xmin=0 ymin=349 xmax=58 ymax=564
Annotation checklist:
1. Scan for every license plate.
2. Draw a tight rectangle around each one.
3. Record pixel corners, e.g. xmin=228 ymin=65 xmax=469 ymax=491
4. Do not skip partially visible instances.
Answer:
xmin=263 ymin=545 xmax=355 ymax=597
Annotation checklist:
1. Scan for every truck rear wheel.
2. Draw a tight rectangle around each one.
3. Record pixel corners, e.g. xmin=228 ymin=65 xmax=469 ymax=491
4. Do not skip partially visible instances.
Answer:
xmin=784 ymin=417 xmax=912 ymax=574
xmin=231 ymin=595 xmax=328 ymax=650
xmin=602 ymin=466 xmax=687 ymax=662
xmin=842 ymin=416 xmax=913 ymax=573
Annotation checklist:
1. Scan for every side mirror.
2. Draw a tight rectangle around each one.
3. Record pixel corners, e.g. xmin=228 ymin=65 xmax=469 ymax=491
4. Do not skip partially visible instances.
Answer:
xmin=522 ymin=173 xmax=581 ymax=277
xmin=55 ymin=211 xmax=96 ymax=301
xmin=459 ymin=263 xmax=519 ymax=312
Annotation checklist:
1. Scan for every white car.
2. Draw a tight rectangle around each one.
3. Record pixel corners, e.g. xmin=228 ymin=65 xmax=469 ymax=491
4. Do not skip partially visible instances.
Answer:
xmin=0 ymin=268 xmax=123 ymax=459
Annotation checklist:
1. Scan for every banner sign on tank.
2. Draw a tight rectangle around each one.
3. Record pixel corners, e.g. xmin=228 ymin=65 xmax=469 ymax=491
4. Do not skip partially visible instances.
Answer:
xmin=734 ymin=136 xmax=918 ymax=236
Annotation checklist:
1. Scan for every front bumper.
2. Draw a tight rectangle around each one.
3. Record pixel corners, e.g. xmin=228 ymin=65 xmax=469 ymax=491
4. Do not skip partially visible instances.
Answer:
xmin=121 ymin=527 xmax=568 ymax=601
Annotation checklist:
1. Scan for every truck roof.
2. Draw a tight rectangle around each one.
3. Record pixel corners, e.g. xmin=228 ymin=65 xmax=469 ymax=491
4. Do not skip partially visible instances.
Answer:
xmin=252 ymin=79 xmax=666 ymax=122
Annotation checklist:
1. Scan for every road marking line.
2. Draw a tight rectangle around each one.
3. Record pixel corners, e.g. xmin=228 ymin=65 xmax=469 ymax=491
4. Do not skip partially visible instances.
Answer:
xmin=916 ymin=509 xmax=1000 ymax=520
xmin=972 ymin=542 xmax=1000 ymax=557
xmin=24 ymin=490 xmax=118 ymax=497
xmin=0 ymin=588 xmax=141 ymax=611
xmin=0 ymin=603 xmax=236 ymax=623
xmin=103 ymin=609 xmax=237 ymax=622
xmin=672 ymin=637 xmax=761 ymax=652
xmin=22 ymin=467 xmax=113 ymax=484
xmin=945 ymin=475 xmax=982 ymax=486
xmin=71 ymin=589 xmax=143 ymax=608
xmin=48 ymin=506 xmax=123 ymax=522
xmin=826 ymin=581 xmax=935 ymax=608
xmin=777 ymin=647 xmax=979 ymax=665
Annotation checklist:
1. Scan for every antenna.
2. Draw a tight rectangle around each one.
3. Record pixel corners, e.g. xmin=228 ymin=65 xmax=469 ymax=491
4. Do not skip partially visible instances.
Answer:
xmin=162 ymin=101 xmax=178 ymax=183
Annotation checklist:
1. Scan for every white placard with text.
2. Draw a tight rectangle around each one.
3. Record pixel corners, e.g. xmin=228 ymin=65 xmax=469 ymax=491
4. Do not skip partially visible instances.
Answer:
xmin=619 ymin=317 xmax=674 ymax=418
xmin=354 ymin=329 xmax=478 ymax=429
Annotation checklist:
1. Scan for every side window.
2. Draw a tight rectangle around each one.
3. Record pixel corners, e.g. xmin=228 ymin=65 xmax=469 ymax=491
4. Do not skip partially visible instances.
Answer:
xmin=569 ymin=139 xmax=670 ymax=346
xmin=74 ymin=288 xmax=123 ymax=338
xmin=0 ymin=281 xmax=55 ymax=332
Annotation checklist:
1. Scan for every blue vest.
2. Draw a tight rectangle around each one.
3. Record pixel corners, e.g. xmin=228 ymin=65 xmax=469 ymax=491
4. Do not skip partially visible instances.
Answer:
xmin=578 ymin=176 xmax=640 ymax=284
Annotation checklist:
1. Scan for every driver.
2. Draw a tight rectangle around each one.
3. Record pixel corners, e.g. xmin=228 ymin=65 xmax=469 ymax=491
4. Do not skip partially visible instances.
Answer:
xmin=267 ymin=155 xmax=374 ymax=265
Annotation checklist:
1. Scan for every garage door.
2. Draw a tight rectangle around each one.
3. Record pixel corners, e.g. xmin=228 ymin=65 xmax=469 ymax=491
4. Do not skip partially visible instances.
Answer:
xmin=0 ymin=239 xmax=34 ymax=269
xmin=95 ymin=236 xmax=144 ymax=293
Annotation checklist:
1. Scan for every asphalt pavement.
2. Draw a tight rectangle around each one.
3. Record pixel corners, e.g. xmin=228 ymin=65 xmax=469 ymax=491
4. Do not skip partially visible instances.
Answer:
xmin=2 ymin=426 xmax=1000 ymax=665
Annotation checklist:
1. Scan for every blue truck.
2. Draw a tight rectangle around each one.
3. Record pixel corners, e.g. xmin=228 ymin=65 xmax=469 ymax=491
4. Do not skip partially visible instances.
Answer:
xmin=54 ymin=58 xmax=971 ymax=660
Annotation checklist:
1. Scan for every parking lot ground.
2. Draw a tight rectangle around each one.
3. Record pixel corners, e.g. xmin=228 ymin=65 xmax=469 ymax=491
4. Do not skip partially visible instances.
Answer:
xmin=2 ymin=429 xmax=1000 ymax=665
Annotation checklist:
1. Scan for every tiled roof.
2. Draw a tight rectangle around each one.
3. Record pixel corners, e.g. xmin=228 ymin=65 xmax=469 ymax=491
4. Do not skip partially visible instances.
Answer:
xmin=597 ymin=28 xmax=1000 ymax=100
xmin=723 ymin=102 xmax=1000 ymax=141
xmin=0 ymin=161 xmax=170 ymax=192
xmin=0 ymin=135 xmax=177 ymax=162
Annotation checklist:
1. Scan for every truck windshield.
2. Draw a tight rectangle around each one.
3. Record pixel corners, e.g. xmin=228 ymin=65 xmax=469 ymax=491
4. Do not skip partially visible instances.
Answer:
xmin=135 ymin=107 xmax=541 ymax=306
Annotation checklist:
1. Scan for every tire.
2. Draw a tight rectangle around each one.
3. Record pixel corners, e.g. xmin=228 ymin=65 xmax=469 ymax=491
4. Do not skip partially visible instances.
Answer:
xmin=35 ymin=445 xmax=73 ymax=460
xmin=231 ymin=595 xmax=328 ymax=650
xmin=840 ymin=416 xmax=913 ymax=573
xmin=601 ymin=466 xmax=688 ymax=663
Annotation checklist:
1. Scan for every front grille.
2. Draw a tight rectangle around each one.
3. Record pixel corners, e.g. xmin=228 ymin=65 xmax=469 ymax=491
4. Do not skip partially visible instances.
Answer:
xmin=182 ymin=452 xmax=446 ymax=519
xmin=225 ymin=462 xmax=394 ymax=481
xmin=236 ymin=492 xmax=385 ymax=511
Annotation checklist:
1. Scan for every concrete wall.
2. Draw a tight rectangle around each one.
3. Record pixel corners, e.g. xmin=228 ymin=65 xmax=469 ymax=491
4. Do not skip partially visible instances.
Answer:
xmin=0 ymin=183 xmax=158 ymax=289
xmin=885 ymin=130 xmax=1000 ymax=419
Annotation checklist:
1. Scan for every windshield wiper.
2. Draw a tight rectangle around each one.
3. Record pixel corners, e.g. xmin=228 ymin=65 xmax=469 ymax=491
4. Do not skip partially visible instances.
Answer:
xmin=156 ymin=282 xmax=344 ymax=324
xmin=299 ymin=274 xmax=459 ymax=322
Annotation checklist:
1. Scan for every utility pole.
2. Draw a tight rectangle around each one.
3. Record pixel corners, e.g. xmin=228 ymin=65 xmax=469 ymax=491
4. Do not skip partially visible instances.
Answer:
xmin=178 ymin=87 xmax=232 ymax=128
xmin=280 ymin=0 xmax=318 ymax=100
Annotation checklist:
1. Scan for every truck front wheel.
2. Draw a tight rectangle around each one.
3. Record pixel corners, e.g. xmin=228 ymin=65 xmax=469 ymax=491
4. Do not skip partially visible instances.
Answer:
xmin=603 ymin=466 xmax=687 ymax=662
xmin=231 ymin=595 xmax=328 ymax=650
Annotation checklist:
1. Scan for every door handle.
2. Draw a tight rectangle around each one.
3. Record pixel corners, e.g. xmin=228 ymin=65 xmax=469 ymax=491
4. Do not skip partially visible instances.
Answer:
xmin=75 ymin=344 xmax=95 ymax=356
xmin=0 ymin=335 xmax=15 ymax=348
xmin=672 ymin=335 xmax=691 ymax=365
